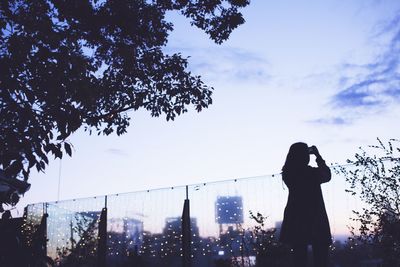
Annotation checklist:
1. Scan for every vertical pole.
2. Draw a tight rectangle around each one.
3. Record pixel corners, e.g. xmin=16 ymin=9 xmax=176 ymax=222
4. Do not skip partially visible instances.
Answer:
xmin=182 ymin=186 xmax=191 ymax=267
xmin=98 ymin=196 xmax=107 ymax=267
xmin=42 ymin=203 xmax=48 ymax=258
xmin=70 ymin=220 xmax=74 ymax=250
xmin=35 ymin=205 xmax=48 ymax=262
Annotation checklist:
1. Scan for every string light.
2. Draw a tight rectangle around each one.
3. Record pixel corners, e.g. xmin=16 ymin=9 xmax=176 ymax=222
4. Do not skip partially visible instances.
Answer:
xmin=21 ymin=170 xmax=360 ymax=264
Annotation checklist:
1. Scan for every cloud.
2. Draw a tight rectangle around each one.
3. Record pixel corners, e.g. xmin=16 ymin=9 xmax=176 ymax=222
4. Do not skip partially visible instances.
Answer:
xmin=105 ymin=148 xmax=130 ymax=157
xmin=166 ymin=46 xmax=271 ymax=84
xmin=308 ymin=117 xmax=351 ymax=126
xmin=333 ymin=78 xmax=400 ymax=107
xmin=332 ymin=11 xmax=400 ymax=112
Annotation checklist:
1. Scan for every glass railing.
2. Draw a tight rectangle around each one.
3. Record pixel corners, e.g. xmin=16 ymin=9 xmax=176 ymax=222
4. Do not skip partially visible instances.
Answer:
xmin=24 ymin=167 xmax=362 ymax=267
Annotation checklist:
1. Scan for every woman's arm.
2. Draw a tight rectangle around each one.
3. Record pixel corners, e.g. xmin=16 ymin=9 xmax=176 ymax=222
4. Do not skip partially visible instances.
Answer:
xmin=316 ymin=155 xmax=331 ymax=183
xmin=310 ymin=145 xmax=331 ymax=183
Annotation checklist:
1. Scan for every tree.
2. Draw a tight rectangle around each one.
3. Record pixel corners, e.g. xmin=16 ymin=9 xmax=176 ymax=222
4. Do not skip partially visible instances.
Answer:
xmin=248 ymin=211 xmax=290 ymax=267
xmin=0 ymin=0 xmax=250 ymax=182
xmin=56 ymin=213 xmax=98 ymax=266
xmin=336 ymin=138 xmax=400 ymax=266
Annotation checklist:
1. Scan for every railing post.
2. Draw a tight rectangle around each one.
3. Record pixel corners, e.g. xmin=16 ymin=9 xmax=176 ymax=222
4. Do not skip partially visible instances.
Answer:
xmin=98 ymin=196 xmax=107 ymax=267
xmin=41 ymin=203 xmax=48 ymax=259
xmin=182 ymin=186 xmax=191 ymax=267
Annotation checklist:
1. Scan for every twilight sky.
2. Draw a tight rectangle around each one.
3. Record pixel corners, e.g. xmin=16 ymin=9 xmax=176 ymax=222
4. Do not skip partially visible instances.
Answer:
xmin=15 ymin=0 xmax=400 ymax=225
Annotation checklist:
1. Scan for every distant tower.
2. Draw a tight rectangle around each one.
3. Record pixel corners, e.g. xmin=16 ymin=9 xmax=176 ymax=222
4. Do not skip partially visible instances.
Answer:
xmin=123 ymin=217 xmax=144 ymax=250
xmin=215 ymin=196 xmax=244 ymax=234
xmin=274 ymin=220 xmax=282 ymax=239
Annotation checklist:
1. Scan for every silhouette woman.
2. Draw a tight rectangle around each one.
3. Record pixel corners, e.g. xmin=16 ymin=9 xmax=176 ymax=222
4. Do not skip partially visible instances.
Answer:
xmin=279 ymin=142 xmax=332 ymax=267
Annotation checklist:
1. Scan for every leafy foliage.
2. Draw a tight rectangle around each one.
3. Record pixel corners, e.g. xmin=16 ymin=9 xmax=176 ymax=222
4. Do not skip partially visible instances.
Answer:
xmin=248 ymin=211 xmax=290 ymax=267
xmin=0 ymin=0 xmax=250 ymax=180
xmin=56 ymin=212 xmax=99 ymax=266
xmin=336 ymin=138 xmax=400 ymax=266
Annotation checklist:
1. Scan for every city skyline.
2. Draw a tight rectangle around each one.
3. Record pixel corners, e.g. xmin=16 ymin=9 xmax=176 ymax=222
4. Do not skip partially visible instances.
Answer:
xmin=27 ymin=170 xmax=356 ymax=240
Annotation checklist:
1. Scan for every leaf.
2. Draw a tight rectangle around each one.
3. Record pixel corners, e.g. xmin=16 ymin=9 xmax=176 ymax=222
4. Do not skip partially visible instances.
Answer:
xmin=36 ymin=163 xmax=42 ymax=172
xmin=8 ymin=160 xmax=23 ymax=177
xmin=54 ymin=149 xmax=63 ymax=159
xmin=40 ymin=161 xmax=46 ymax=170
xmin=64 ymin=142 xmax=72 ymax=157
xmin=42 ymin=155 xmax=49 ymax=164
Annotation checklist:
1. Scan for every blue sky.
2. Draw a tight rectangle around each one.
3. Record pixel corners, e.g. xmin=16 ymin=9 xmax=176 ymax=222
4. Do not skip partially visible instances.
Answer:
xmin=15 ymin=0 xmax=400 ymax=231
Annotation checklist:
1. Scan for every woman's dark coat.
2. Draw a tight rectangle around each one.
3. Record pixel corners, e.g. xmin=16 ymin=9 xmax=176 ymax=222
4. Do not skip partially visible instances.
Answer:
xmin=279 ymin=157 xmax=332 ymax=246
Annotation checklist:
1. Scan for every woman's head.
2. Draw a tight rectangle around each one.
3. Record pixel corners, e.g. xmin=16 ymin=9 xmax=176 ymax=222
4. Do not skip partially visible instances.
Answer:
xmin=282 ymin=142 xmax=310 ymax=172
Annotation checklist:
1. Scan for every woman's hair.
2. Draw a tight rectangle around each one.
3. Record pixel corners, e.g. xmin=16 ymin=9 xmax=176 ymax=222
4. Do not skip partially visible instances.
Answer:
xmin=282 ymin=142 xmax=310 ymax=173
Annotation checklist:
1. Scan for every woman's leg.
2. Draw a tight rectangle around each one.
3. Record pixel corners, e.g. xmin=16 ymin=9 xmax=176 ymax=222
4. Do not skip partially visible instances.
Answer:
xmin=293 ymin=244 xmax=308 ymax=267
xmin=312 ymin=243 xmax=329 ymax=267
